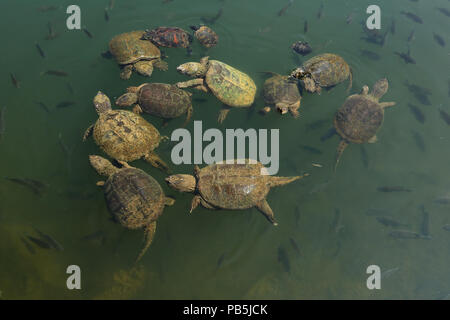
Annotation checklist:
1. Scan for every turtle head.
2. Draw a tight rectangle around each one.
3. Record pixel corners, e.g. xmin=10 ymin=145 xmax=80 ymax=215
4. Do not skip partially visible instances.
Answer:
xmin=290 ymin=67 xmax=307 ymax=80
xmin=275 ymin=102 xmax=289 ymax=115
xmin=189 ymin=25 xmax=200 ymax=32
xmin=89 ymin=155 xmax=119 ymax=177
xmin=93 ymin=91 xmax=112 ymax=114
xmin=165 ymin=174 xmax=196 ymax=193
xmin=371 ymin=78 xmax=389 ymax=100
xmin=176 ymin=62 xmax=207 ymax=77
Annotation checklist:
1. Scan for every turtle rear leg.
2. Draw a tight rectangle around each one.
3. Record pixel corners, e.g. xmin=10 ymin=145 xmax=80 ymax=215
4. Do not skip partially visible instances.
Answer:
xmin=176 ymin=78 xmax=205 ymax=90
xmin=190 ymin=195 xmax=215 ymax=213
xmin=182 ymin=105 xmax=193 ymax=127
xmin=83 ymin=124 xmax=94 ymax=141
xmin=269 ymin=173 xmax=309 ymax=187
xmin=218 ymin=106 xmax=232 ymax=124
xmin=380 ymin=101 xmax=396 ymax=108
xmin=143 ymin=152 xmax=171 ymax=174
xmin=335 ymin=140 xmax=349 ymax=172
xmin=120 ymin=65 xmax=133 ymax=80
xmin=135 ymin=221 xmax=156 ymax=263
xmin=255 ymin=199 xmax=278 ymax=226
xmin=134 ymin=61 xmax=154 ymax=77
xmin=289 ymin=100 xmax=301 ymax=118
xmin=154 ymin=59 xmax=168 ymax=71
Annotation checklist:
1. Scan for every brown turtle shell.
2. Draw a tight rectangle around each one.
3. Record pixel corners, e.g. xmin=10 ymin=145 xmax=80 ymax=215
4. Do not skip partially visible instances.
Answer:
xmin=138 ymin=83 xmax=192 ymax=119
xmin=194 ymin=26 xmax=218 ymax=48
xmin=93 ymin=109 xmax=160 ymax=162
xmin=104 ymin=167 xmax=165 ymax=229
xmin=143 ymin=27 xmax=191 ymax=48
xmin=263 ymin=74 xmax=301 ymax=107
xmin=303 ymin=53 xmax=350 ymax=88
xmin=334 ymin=95 xmax=384 ymax=144
xmin=196 ymin=162 xmax=270 ymax=209
xmin=109 ymin=30 xmax=161 ymax=65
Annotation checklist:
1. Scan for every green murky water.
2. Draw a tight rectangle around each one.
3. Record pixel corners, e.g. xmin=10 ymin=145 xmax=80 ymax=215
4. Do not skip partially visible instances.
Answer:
xmin=0 ymin=0 xmax=449 ymax=299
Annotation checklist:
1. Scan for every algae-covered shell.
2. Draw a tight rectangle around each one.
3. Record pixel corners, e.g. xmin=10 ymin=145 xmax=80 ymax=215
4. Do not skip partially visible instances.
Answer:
xmin=302 ymin=53 xmax=350 ymax=88
xmin=193 ymin=26 xmax=218 ymax=48
xmin=263 ymin=74 xmax=301 ymax=107
xmin=109 ymin=30 xmax=161 ymax=65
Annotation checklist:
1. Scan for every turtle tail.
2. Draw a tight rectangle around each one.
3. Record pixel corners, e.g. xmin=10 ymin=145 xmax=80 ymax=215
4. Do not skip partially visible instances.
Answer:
xmin=269 ymin=173 xmax=309 ymax=187
xmin=135 ymin=221 xmax=157 ymax=263
xmin=335 ymin=140 xmax=349 ymax=172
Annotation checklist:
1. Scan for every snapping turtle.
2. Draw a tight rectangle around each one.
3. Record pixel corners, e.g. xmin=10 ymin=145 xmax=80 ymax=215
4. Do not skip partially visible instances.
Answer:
xmin=108 ymin=30 xmax=168 ymax=80
xmin=176 ymin=56 xmax=257 ymax=123
xmin=334 ymin=78 xmax=395 ymax=170
xmin=89 ymin=155 xmax=174 ymax=262
xmin=165 ymin=160 xmax=308 ymax=225
xmin=262 ymin=72 xmax=302 ymax=118
xmin=190 ymin=25 xmax=218 ymax=48
xmin=142 ymin=27 xmax=192 ymax=54
xmin=116 ymin=83 xmax=193 ymax=127
xmin=290 ymin=53 xmax=352 ymax=94
xmin=83 ymin=91 xmax=169 ymax=173
xmin=291 ymin=41 xmax=312 ymax=56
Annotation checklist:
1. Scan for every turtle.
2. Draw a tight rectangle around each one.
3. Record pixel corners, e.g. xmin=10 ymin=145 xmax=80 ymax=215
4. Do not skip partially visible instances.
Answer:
xmin=165 ymin=159 xmax=309 ymax=225
xmin=108 ymin=30 xmax=168 ymax=80
xmin=89 ymin=155 xmax=175 ymax=262
xmin=175 ymin=56 xmax=257 ymax=123
xmin=261 ymin=72 xmax=302 ymax=118
xmin=334 ymin=78 xmax=396 ymax=170
xmin=290 ymin=53 xmax=352 ymax=94
xmin=291 ymin=41 xmax=312 ymax=56
xmin=83 ymin=91 xmax=170 ymax=173
xmin=190 ymin=25 xmax=218 ymax=48
xmin=115 ymin=83 xmax=193 ymax=127
xmin=141 ymin=27 xmax=193 ymax=54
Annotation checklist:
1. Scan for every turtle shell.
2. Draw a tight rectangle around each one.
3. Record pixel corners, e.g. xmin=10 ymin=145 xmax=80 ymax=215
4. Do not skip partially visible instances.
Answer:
xmin=104 ymin=167 xmax=165 ymax=229
xmin=93 ymin=110 xmax=160 ymax=162
xmin=194 ymin=26 xmax=218 ymax=48
xmin=109 ymin=30 xmax=161 ymax=65
xmin=138 ymin=83 xmax=192 ymax=119
xmin=334 ymin=95 xmax=384 ymax=144
xmin=263 ymin=74 xmax=301 ymax=106
xmin=144 ymin=27 xmax=191 ymax=48
xmin=205 ymin=60 xmax=257 ymax=107
xmin=303 ymin=53 xmax=350 ymax=88
xmin=197 ymin=161 xmax=269 ymax=209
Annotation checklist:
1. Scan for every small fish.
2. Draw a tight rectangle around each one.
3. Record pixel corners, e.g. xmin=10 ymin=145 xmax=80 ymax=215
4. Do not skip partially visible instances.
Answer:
xmin=408 ymin=104 xmax=425 ymax=124
xmin=390 ymin=20 xmax=396 ymax=34
xmin=216 ymin=254 xmax=225 ymax=268
xmin=278 ymin=0 xmax=293 ymax=16
xmin=0 ymin=106 xmax=6 ymax=141
xmin=376 ymin=216 xmax=408 ymax=228
xmin=419 ymin=205 xmax=430 ymax=238
xmin=10 ymin=73 xmax=20 ymax=88
xmin=289 ymin=237 xmax=301 ymax=255
xmin=5 ymin=177 xmax=47 ymax=196
xmin=317 ymin=3 xmax=324 ymax=19
xmin=35 ymin=42 xmax=46 ymax=58
xmin=104 ymin=8 xmax=110 ymax=21
xmin=320 ymin=128 xmax=336 ymax=142
xmin=55 ymin=101 xmax=75 ymax=108
xmin=299 ymin=145 xmax=322 ymax=155
xmin=436 ymin=7 xmax=450 ymax=17
xmin=389 ymin=230 xmax=423 ymax=239
xmin=411 ymin=130 xmax=425 ymax=152
xmin=404 ymin=81 xmax=432 ymax=105
xmin=400 ymin=11 xmax=423 ymax=24
xmin=21 ymin=237 xmax=36 ymax=254
xmin=37 ymin=5 xmax=59 ymax=12
xmin=433 ymin=33 xmax=445 ymax=47
xmin=304 ymin=20 xmax=308 ymax=33
xmin=82 ymin=28 xmax=93 ymax=38
xmin=443 ymin=224 xmax=450 ymax=231
xmin=27 ymin=236 xmax=52 ymax=249
xmin=439 ymin=109 xmax=450 ymax=125
xmin=33 ymin=228 xmax=64 ymax=251
xmin=381 ymin=267 xmax=400 ymax=279
xmin=407 ymin=30 xmax=415 ymax=43
xmin=346 ymin=12 xmax=353 ymax=24
xmin=360 ymin=145 xmax=369 ymax=169
xmin=35 ymin=101 xmax=50 ymax=113
xmin=360 ymin=49 xmax=381 ymax=61
xmin=394 ymin=50 xmax=416 ymax=64
xmin=277 ymin=246 xmax=290 ymax=273
xmin=377 ymin=186 xmax=412 ymax=193
xmin=41 ymin=70 xmax=69 ymax=77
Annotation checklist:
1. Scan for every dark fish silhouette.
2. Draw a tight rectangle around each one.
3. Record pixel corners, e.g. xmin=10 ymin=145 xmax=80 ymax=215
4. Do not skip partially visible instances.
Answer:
xmin=21 ymin=237 xmax=36 ymax=254
xmin=419 ymin=205 xmax=430 ymax=238
xmin=394 ymin=49 xmax=416 ymax=64
xmin=407 ymin=30 xmax=415 ymax=43
xmin=41 ymin=70 xmax=69 ymax=77
xmin=201 ymin=6 xmax=223 ymax=25
xmin=35 ymin=101 xmax=50 ymax=113
xmin=35 ymin=42 xmax=45 ymax=58
xmin=377 ymin=186 xmax=412 ymax=193
xmin=329 ymin=208 xmax=343 ymax=234
xmin=436 ymin=7 xmax=450 ymax=17
xmin=404 ymin=81 xmax=432 ymax=105
xmin=434 ymin=197 xmax=450 ymax=205
xmin=408 ymin=104 xmax=425 ymax=124
xmin=360 ymin=49 xmax=380 ymax=60
xmin=443 ymin=224 xmax=450 ymax=231
xmin=317 ymin=3 xmax=324 ymax=19
xmin=10 ymin=73 xmax=20 ymax=88
xmin=304 ymin=20 xmax=308 ymax=33
xmin=27 ymin=236 xmax=52 ymax=249
xmin=390 ymin=20 xmax=396 ymax=34
xmin=82 ymin=28 xmax=93 ymax=38
xmin=439 ymin=109 xmax=450 ymax=125
xmin=55 ymin=101 xmax=75 ymax=108
xmin=400 ymin=11 xmax=423 ymax=24
xmin=289 ymin=237 xmax=301 ymax=255
xmin=320 ymin=128 xmax=336 ymax=142
xmin=307 ymin=119 xmax=328 ymax=130
xmin=216 ymin=253 xmax=225 ymax=268
xmin=411 ymin=130 xmax=425 ymax=152
xmin=277 ymin=246 xmax=290 ymax=273
xmin=433 ymin=33 xmax=445 ymax=47
xmin=376 ymin=216 xmax=407 ymax=228
xmin=104 ymin=8 xmax=110 ymax=21
xmin=33 ymin=228 xmax=64 ymax=251
xmin=5 ymin=177 xmax=47 ymax=196
xmin=299 ymin=145 xmax=322 ymax=155
xmin=278 ymin=0 xmax=293 ymax=16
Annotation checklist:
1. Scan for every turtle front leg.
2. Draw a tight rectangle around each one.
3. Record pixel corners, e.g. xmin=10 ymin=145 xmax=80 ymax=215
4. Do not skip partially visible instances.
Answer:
xmin=120 ymin=65 xmax=133 ymax=80
xmin=255 ymin=199 xmax=278 ymax=226
xmin=218 ymin=106 xmax=232 ymax=124
xmin=143 ymin=152 xmax=171 ymax=173
xmin=135 ymin=221 xmax=156 ymax=263
xmin=289 ymin=100 xmax=301 ymax=118
xmin=134 ymin=61 xmax=153 ymax=77
xmin=83 ymin=124 xmax=94 ymax=141
xmin=132 ymin=104 xmax=143 ymax=114
xmin=191 ymin=195 xmax=215 ymax=213
xmin=154 ymin=59 xmax=168 ymax=71
xmin=176 ymin=78 xmax=205 ymax=90
xmin=380 ymin=101 xmax=396 ymax=108
xmin=182 ymin=105 xmax=193 ymax=127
